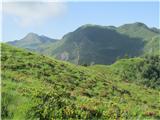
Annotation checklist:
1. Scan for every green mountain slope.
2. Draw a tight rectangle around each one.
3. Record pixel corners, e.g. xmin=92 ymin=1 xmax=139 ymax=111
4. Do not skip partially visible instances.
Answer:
xmin=40 ymin=24 xmax=146 ymax=65
xmin=2 ymin=43 xmax=160 ymax=119
xmin=144 ymin=35 xmax=160 ymax=55
xmin=90 ymin=56 xmax=160 ymax=89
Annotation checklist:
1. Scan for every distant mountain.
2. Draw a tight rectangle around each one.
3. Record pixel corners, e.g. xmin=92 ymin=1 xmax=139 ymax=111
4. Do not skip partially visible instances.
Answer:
xmin=8 ymin=32 xmax=58 ymax=51
xmin=7 ymin=22 xmax=160 ymax=65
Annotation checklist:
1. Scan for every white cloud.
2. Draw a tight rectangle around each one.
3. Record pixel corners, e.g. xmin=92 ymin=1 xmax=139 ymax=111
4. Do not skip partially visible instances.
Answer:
xmin=3 ymin=1 xmax=67 ymax=27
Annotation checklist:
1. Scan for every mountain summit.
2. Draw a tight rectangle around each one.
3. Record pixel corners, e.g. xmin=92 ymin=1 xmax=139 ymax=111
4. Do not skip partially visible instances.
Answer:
xmin=8 ymin=32 xmax=57 ymax=50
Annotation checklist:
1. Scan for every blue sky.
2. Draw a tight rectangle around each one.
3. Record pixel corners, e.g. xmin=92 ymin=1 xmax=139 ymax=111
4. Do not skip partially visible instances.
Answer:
xmin=2 ymin=1 xmax=159 ymax=41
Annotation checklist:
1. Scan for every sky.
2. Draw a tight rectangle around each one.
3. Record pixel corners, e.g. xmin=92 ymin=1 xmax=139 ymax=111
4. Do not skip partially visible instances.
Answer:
xmin=2 ymin=0 xmax=160 ymax=42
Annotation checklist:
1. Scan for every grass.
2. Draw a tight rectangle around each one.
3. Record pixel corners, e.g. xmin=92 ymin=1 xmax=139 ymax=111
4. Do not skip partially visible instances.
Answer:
xmin=1 ymin=43 xmax=160 ymax=119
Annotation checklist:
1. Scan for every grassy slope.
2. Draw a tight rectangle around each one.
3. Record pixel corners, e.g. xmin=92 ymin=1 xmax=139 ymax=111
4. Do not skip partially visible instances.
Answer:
xmin=1 ymin=43 xmax=160 ymax=119
xmin=90 ymin=56 xmax=160 ymax=89
xmin=144 ymin=35 xmax=160 ymax=55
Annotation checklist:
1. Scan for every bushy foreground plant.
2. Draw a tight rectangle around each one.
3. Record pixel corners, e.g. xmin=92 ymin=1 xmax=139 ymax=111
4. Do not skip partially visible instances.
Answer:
xmin=111 ymin=55 xmax=160 ymax=89
xmin=27 ymin=89 xmax=103 ymax=119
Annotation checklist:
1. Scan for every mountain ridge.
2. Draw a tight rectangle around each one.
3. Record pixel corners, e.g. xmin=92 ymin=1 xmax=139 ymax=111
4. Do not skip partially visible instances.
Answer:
xmin=7 ymin=22 xmax=160 ymax=65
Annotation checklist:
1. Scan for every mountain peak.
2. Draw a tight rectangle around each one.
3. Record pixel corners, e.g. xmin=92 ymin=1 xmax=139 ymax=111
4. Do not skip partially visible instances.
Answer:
xmin=76 ymin=24 xmax=112 ymax=33
xmin=80 ymin=24 xmax=108 ymax=29
xmin=25 ymin=32 xmax=39 ymax=38
xmin=133 ymin=22 xmax=148 ymax=27
xmin=120 ymin=22 xmax=148 ymax=29
xmin=77 ymin=24 xmax=99 ymax=30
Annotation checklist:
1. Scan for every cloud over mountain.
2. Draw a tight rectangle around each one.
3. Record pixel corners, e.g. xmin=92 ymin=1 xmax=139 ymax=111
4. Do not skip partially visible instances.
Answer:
xmin=3 ymin=1 xmax=67 ymax=27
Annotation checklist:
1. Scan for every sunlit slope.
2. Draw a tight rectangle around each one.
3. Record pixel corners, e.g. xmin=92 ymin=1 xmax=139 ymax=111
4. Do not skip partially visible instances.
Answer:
xmin=90 ymin=56 xmax=160 ymax=89
xmin=2 ymin=43 xmax=160 ymax=119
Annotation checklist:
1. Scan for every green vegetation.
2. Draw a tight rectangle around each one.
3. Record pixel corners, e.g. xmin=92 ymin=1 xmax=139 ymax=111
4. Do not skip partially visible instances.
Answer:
xmin=110 ymin=56 xmax=160 ymax=89
xmin=48 ymin=24 xmax=145 ymax=65
xmin=2 ymin=43 xmax=160 ymax=119
xmin=144 ymin=35 xmax=160 ymax=55
xmin=90 ymin=56 xmax=160 ymax=89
